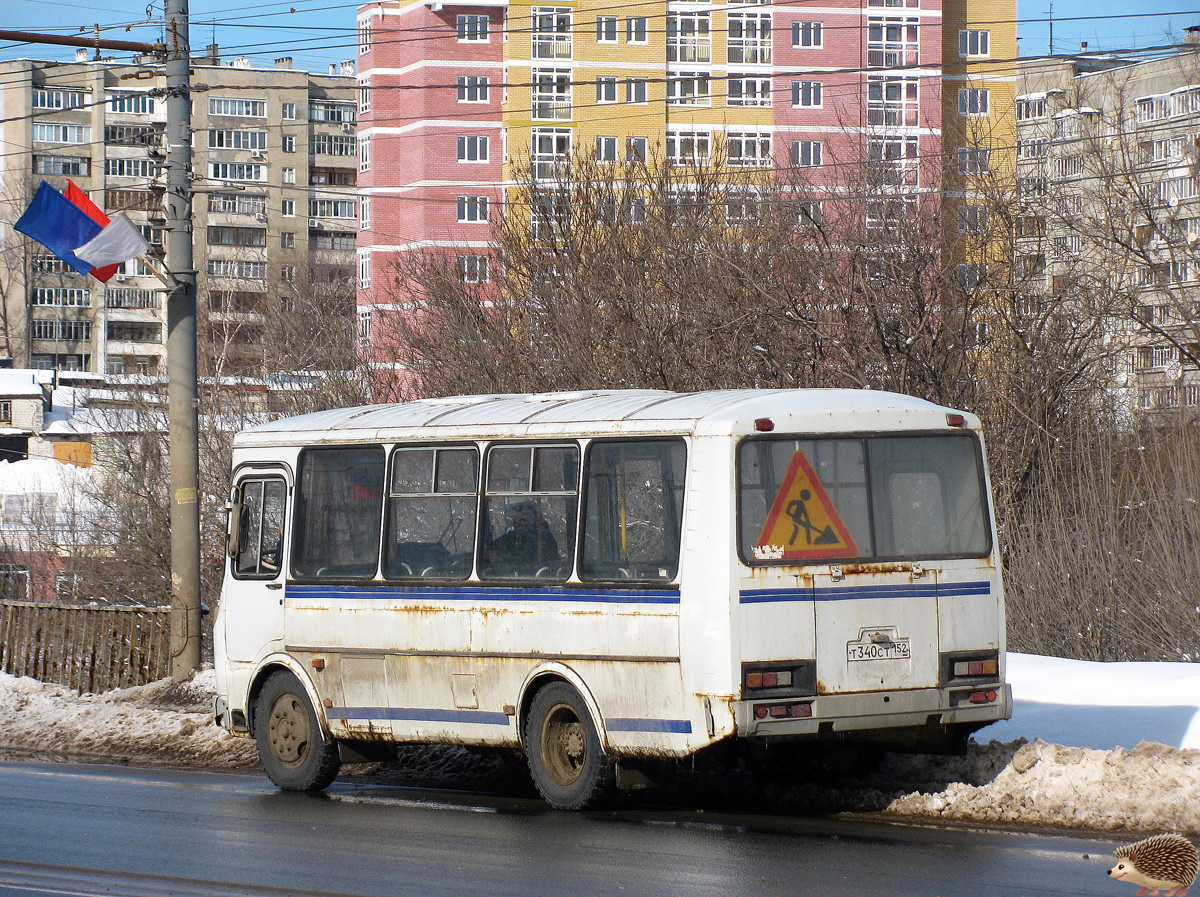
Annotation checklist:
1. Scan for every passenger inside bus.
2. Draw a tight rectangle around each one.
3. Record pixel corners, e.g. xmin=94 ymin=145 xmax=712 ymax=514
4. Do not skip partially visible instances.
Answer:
xmin=482 ymin=500 xmax=560 ymax=577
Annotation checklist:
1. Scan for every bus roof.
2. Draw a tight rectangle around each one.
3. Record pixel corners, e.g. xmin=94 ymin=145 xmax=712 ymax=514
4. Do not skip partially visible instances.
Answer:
xmin=235 ymin=389 xmax=973 ymax=447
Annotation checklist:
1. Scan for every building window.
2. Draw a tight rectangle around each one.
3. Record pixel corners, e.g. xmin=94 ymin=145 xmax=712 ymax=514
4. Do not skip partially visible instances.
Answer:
xmin=596 ymin=136 xmax=617 ymax=162
xmin=958 ymin=264 xmax=988 ymax=291
xmin=668 ymin=72 xmax=711 ymax=106
xmin=207 ymin=226 xmax=267 ymax=247
xmin=109 ymin=93 xmax=155 ymax=114
xmin=282 ymin=265 xmax=296 ymax=283
xmin=359 ymin=253 xmax=371 ymax=289
xmin=360 ymin=198 xmax=371 ymax=229
xmin=360 ymin=137 xmax=371 ymax=171
xmin=532 ymin=69 xmax=571 ymax=119
xmin=666 ymin=130 xmax=710 ymax=164
xmin=727 ymin=13 xmax=771 ymax=64
xmin=458 ymin=255 xmax=489 ymax=283
xmin=868 ymin=16 xmax=919 ymax=67
xmin=793 ymin=21 xmax=822 ymax=47
xmin=31 ymin=320 xmax=91 ymax=341
xmin=957 ymin=205 xmax=988 ymax=234
xmin=310 ymin=199 xmax=358 ymax=219
xmin=596 ymin=15 xmax=617 ymax=41
xmin=958 ymin=147 xmax=990 ymax=175
xmin=667 ymin=12 xmax=711 ymax=63
xmin=282 ymin=101 xmax=297 ymax=120
xmin=309 ymin=101 xmax=357 ymax=123
xmin=32 ymin=288 xmax=90 ymax=307
xmin=457 ymin=14 xmax=489 ymax=40
xmin=281 ymin=232 xmax=295 ymax=248
xmin=457 ymin=196 xmax=490 ymax=222
xmin=208 ymin=129 xmax=268 ymax=150
xmin=531 ymin=8 xmax=573 ymax=59
xmin=790 ymin=139 xmax=822 ymax=167
xmin=0 ymin=401 xmax=13 ymax=425
xmin=282 ymin=134 xmax=296 ymax=153
xmin=626 ymin=136 xmax=647 ymax=163
xmin=457 ymin=75 xmax=490 ymax=103
xmin=282 ymin=199 xmax=295 ymax=217
xmin=209 ymin=161 xmax=265 ymax=182
xmin=32 ymin=88 xmax=88 ymax=110
xmin=596 ymin=77 xmax=618 ymax=103
xmin=727 ymin=75 xmax=771 ymax=107
xmin=792 ymin=80 xmax=822 ymax=107
xmin=1016 ymin=95 xmax=1045 ymax=120
xmin=457 ymin=135 xmax=489 ymax=161
xmin=359 ymin=19 xmax=372 ymax=52
xmin=33 ymin=155 xmax=89 ymax=176
xmin=209 ymin=97 xmax=266 ymax=117
xmin=868 ymin=77 xmax=918 ymax=126
xmin=360 ymin=82 xmax=370 ymax=113
xmin=958 ymin=87 xmax=989 ymax=116
xmin=282 ymin=166 xmax=297 ymax=184
xmin=33 ymin=123 xmax=89 ymax=144
xmin=726 ymin=130 xmax=771 ymax=167
xmin=626 ymin=17 xmax=647 ymax=43
xmin=311 ymin=134 xmax=357 ymax=156
xmin=626 ymin=78 xmax=647 ymax=104
xmin=959 ymin=29 xmax=989 ymax=57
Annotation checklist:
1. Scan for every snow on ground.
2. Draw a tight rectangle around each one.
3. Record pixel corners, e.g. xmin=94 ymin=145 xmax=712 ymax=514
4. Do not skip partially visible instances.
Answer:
xmin=0 ymin=653 xmax=1198 ymax=834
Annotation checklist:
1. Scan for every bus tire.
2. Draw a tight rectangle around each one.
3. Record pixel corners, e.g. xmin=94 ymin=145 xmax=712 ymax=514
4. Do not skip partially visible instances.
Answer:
xmin=255 ymin=671 xmax=341 ymax=792
xmin=523 ymin=681 xmax=611 ymax=810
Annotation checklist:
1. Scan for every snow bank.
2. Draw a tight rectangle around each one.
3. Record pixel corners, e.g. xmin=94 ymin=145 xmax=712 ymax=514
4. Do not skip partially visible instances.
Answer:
xmin=887 ymin=739 xmax=1200 ymax=833
xmin=0 ymin=669 xmax=256 ymax=768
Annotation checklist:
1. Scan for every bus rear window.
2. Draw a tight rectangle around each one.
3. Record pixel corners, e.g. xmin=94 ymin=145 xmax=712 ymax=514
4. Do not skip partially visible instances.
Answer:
xmin=738 ymin=434 xmax=990 ymax=565
xmin=292 ymin=446 xmax=386 ymax=579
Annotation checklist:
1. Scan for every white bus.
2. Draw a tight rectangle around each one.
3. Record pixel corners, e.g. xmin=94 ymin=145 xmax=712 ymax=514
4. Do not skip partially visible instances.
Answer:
xmin=213 ymin=389 xmax=1010 ymax=808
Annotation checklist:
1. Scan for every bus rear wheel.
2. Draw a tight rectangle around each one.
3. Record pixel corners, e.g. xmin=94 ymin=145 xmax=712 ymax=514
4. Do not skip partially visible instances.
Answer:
xmin=255 ymin=671 xmax=341 ymax=792
xmin=523 ymin=681 xmax=611 ymax=810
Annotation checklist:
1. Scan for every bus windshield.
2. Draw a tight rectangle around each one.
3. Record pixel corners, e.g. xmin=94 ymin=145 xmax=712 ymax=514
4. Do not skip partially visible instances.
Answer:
xmin=737 ymin=433 xmax=990 ymax=565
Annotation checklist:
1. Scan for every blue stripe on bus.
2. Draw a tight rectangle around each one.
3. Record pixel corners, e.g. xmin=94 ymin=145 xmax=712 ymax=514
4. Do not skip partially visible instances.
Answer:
xmin=607 ymin=717 xmax=693 ymax=734
xmin=288 ymin=584 xmax=681 ymax=605
xmin=330 ymin=706 xmax=512 ymax=726
xmin=329 ymin=707 xmax=690 ymax=734
xmin=740 ymin=580 xmax=991 ymax=604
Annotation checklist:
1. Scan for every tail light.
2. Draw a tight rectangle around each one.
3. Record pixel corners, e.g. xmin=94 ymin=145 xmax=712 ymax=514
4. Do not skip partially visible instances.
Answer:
xmin=754 ymin=702 xmax=813 ymax=720
xmin=742 ymin=661 xmax=815 ymax=696
xmin=941 ymin=651 xmax=1000 ymax=686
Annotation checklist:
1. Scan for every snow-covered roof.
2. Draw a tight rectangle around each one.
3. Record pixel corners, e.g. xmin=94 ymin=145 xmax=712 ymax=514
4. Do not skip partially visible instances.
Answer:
xmin=0 ymin=370 xmax=47 ymax=399
xmin=237 ymin=389 xmax=966 ymax=446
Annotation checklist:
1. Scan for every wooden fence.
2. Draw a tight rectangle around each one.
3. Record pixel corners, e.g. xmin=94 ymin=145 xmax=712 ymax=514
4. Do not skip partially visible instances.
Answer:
xmin=0 ymin=601 xmax=171 ymax=693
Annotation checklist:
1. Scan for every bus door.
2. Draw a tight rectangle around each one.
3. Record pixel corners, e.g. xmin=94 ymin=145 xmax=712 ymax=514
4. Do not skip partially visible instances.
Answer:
xmin=812 ymin=566 xmax=940 ymax=695
xmin=225 ymin=469 xmax=290 ymax=662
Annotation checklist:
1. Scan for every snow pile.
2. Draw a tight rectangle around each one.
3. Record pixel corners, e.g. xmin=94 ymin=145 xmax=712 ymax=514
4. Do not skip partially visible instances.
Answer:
xmin=0 ymin=669 xmax=256 ymax=768
xmin=887 ymin=740 xmax=1200 ymax=833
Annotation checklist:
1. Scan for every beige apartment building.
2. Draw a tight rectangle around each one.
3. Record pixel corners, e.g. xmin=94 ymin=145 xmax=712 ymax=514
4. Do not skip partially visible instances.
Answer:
xmin=1016 ymin=42 xmax=1200 ymax=413
xmin=0 ymin=51 xmax=357 ymax=376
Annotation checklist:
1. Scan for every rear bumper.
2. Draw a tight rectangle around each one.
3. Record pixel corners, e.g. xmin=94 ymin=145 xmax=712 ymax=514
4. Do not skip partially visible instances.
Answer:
xmin=734 ymin=683 xmax=1012 ymax=739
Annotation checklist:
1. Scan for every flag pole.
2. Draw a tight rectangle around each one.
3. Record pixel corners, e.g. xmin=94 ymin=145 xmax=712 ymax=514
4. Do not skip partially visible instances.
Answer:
xmin=163 ymin=0 xmax=202 ymax=678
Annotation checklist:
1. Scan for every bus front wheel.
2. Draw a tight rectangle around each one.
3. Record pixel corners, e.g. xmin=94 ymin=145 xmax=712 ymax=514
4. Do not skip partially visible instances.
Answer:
xmin=523 ymin=681 xmax=611 ymax=810
xmin=254 ymin=671 xmax=341 ymax=792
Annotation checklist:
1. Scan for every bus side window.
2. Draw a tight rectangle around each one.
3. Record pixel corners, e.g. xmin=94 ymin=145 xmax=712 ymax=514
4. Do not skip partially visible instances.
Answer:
xmin=233 ymin=478 xmax=287 ymax=578
xmin=292 ymin=447 xmax=386 ymax=579
xmin=580 ymin=439 xmax=686 ymax=582
xmin=479 ymin=444 xmax=578 ymax=581
xmin=384 ymin=445 xmax=478 ymax=580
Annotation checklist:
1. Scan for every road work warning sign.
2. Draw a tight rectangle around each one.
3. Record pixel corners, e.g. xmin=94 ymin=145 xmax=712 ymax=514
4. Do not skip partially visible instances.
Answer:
xmin=754 ymin=451 xmax=857 ymax=561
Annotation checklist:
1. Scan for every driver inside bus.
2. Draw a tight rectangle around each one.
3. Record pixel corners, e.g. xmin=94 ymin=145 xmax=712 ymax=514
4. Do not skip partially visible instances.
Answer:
xmin=483 ymin=500 xmax=560 ymax=575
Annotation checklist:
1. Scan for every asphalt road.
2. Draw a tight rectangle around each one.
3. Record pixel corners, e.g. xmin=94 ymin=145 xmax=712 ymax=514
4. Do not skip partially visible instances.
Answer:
xmin=0 ymin=761 xmax=1130 ymax=897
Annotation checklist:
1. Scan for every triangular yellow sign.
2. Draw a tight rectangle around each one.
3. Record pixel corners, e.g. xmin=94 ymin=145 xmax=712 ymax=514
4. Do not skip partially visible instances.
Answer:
xmin=754 ymin=451 xmax=857 ymax=561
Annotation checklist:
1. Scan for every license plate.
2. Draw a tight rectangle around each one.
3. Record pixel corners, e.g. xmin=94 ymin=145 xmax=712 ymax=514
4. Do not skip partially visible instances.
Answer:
xmin=847 ymin=628 xmax=911 ymax=662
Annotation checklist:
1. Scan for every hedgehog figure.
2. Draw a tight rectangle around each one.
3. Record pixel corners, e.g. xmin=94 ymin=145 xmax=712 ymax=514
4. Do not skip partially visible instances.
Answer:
xmin=1107 ymin=834 xmax=1199 ymax=897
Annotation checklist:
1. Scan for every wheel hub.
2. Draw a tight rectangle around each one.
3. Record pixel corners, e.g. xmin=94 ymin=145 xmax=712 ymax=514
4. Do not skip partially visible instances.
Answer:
xmin=268 ymin=695 xmax=310 ymax=767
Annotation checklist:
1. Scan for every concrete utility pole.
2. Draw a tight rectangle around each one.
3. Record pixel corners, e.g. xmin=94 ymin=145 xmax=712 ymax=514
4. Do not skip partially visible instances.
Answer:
xmin=162 ymin=0 xmax=203 ymax=678
xmin=1 ymin=13 xmax=202 ymax=677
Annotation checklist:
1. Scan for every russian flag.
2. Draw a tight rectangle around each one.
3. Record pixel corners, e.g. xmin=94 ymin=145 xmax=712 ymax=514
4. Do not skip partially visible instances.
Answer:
xmin=14 ymin=180 xmax=149 ymax=283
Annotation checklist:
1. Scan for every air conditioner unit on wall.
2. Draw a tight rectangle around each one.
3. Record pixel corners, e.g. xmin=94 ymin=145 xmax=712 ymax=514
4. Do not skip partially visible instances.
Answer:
xmin=309 ymin=218 xmax=320 ymax=227
xmin=342 ymin=122 xmax=355 ymax=134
